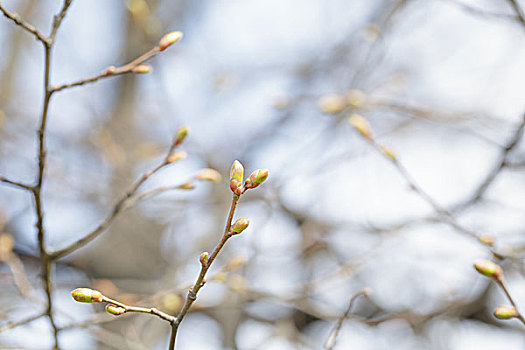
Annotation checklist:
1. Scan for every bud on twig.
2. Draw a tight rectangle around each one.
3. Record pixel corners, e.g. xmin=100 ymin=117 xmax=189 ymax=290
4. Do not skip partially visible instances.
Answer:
xmin=474 ymin=259 xmax=503 ymax=280
xmin=245 ymin=169 xmax=269 ymax=189
xmin=106 ymin=304 xmax=126 ymax=316
xmin=71 ymin=288 xmax=103 ymax=303
xmin=167 ymin=151 xmax=187 ymax=163
xmin=349 ymin=113 xmax=372 ymax=139
xmin=105 ymin=66 xmax=116 ymax=75
xmin=159 ymin=31 xmax=183 ymax=51
xmin=200 ymin=252 xmax=209 ymax=267
xmin=478 ymin=234 xmax=495 ymax=247
xmin=494 ymin=305 xmax=519 ymax=320
xmin=174 ymin=126 xmax=188 ymax=146
xmin=132 ymin=64 xmax=152 ymax=74
xmin=231 ymin=218 xmax=249 ymax=234
xmin=195 ymin=168 xmax=222 ymax=182
xmin=229 ymin=160 xmax=244 ymax=195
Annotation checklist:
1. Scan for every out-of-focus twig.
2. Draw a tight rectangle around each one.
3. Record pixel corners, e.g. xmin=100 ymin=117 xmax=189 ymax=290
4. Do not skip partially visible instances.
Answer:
xmin=0 ymin=175 xmax=32 ymax=191
xmin=324 ymin=289 xmax=369 ymax=350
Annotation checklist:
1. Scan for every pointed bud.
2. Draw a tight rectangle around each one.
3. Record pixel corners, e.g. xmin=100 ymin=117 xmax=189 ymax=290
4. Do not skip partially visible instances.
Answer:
xmin=231 ymin=218 xmax=249 ymax=234
xmin=245 ymin=169 xmax=269 ymax=189
xmin=159 ymin=31 xmax=183 ymax=51
xmin=318 ymin=94 xmax=346 ymax=114
xmin=132 ymin=64 xmax=152 ymax=74
xmin=106 ymin=304 xmax=126 ymax=316
xmin=230 ymin=160 xmax=244 ymax=195
xmin=478 ymin=234 xmax=495 ymax=247
xmin=494 ymin=305 xmax=519 ymax=320
xmin=195 ymin=168 xmax=222 ymax=182
xmin=230 ymin=160 xmax=244 ymax=183
xmin=349 ymin=114 xmax=372 ymax=139
xmin=474 ymin=259 xmax=503 ymax=280
xmin=105 ymin=66 xmax=117 ymax=75
xmin=229 ymin=179 xmax=243 ymax=195
xmin=174 ymin=126 xmax=188 ymax=146
xmin=71 ymin=288 xmax=103 ymax=303
xmin=200 ymin=252 xmax=209 ymax=267
xmin=167 ymin=151 xmax=187 ymax=163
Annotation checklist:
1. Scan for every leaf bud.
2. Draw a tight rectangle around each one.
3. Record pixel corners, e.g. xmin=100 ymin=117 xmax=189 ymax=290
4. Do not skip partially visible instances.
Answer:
xmin=231 ymin=218 xmax=249 ymax=234
xmin=349 ymin=113 xmax=372 ymax=139
xmin=71 ymin=288 xmax=103 ymax=303
xmin=132 ymin=64 xmax=152 ymax=74
xmin=200 ymin=252 xmax=209 ymax=267
xmin=494 ymin=305 xmax=519 ymax=320
xmin=474 ymin=259 xmax=503 ymax=280
xmin=106 ymin=304 xmax=126 ymax=316
xmin=159 ymin=31 xmax=183 ymax=51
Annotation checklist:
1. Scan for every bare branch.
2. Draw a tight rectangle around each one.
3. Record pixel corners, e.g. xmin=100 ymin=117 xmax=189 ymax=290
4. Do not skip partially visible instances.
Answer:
xmin=51 ymin=45 xmax=163 ymax=93
xmin=0 ymin=175 xmax=33 ymax=191
xmin=49 ymin=0 xmax=73 ymax=43
xmin=324 ymin=289 xmax=369 ymax=350
xmin=0 ymin=2 xmax=48 ymax=44
xmin=0 ymin=313 xmax=46 ymax=333
xmin=169 ymin=194 xmax=241 ymax=349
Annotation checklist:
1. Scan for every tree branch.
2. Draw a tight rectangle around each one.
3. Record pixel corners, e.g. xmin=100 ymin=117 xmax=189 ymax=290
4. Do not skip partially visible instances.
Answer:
xmin=0 ymin=2 xmax=48 ymax=44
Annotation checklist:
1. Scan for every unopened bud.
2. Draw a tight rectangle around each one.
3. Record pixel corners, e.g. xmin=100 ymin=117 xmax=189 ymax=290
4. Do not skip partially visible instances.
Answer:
xmin=167 ymin=151 xmax=187 ymax=163
xmin=494 ymin=305 xmax=519 ymax=320
xmin=132 ymin=64 xmax=152 ymax=74
xmin=318 ymin=94 xmax=346 ymax=114
xmin=195 ymin=168 xmax=222 ymax=182
xmin=229 ymin=179 xmax=243 ymax=196
xmin=349 ymin=114 xmax=372 ymax=139
xmin=200 ymin=252 xmax=209 ymax=266
xmin=474 ymin=259 xmax=503 ymax=280
xmin=159 ymin=31 xmax=183 ymax=51
xmin=174 ymin=126 xmax=188 ymax=146
xmin=245 ymin=169 xmax=269 ymax=189
xmin=105 ymin=66 xmax=117 ymax=75
xmin=478 ymin=234 xmax=495 ymax=247
xmin=106 ymin=304 xmax=126 ymax=316
xmin=71 ymin=288 xmax=103 ymax=303
xmin=231 ymin=218 xmax=249 ymax=234
xmin=230 ymin=160 xmax=244 ymax=182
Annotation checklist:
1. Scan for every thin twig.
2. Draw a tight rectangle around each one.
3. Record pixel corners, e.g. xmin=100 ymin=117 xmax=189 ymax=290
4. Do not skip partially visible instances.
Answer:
xmin=169 ymin=194 xmax=241 ymax=349
xmin=0 ymin=2 xmax=48 ymax=44
xmin=0 ymin=175 xmax=33 ymax=191
xmin=51 ymin=161 xmax=168 ymax=260
xmin=51 ymin=45 xmax=162 ymax=93
xmin=324 ymin=289 xmax=369 ymax=350
xmin=0 ymin=312 xmax=46 ymax=333
xmin=455 ymin=113 xmax=525 ymax=210
xmin=506 ymin=0 xmax=525 ymax=30
xmin=101 ymin=296 xmax=176 ymax=324
xmin=496 ymin=279 xmax=525 ymax=326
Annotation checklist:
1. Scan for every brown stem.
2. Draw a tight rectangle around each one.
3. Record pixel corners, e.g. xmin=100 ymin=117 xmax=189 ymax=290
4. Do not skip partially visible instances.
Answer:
xmin=497 ymin=279 xmax=525 ymax=326
xmin=0 ymin=2 xmax=48 ymax=44
xmin=169 ymin=194 xmax=240 ymax=349
xmin=101 ymin=296 xmax=176 ymax=324
xmin=50 ymin=46 xmax=161 ymax=93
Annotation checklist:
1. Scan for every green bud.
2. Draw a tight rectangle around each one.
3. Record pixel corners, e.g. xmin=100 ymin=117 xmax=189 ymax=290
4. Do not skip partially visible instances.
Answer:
xmin=245 ymin=169 xmax=269 ymax=189
xmin=174 ymin=126 xmax=188 ymax=145
xmin=71 ymin=288 xmax=103 ymax=303
xmin=474 ymin=259 xmax=503 ymax=280
xmin=230 ymin=160 xmax=244 ymax=182
xmin=200 ymin=251 xmax=209 ymax=266
xmin=106 ymin=304 xmax=126 ymax=316
xmin=494 ymin=305 xmax=519 ymax=320
xmin=231 ymin=218 xmax=249 ymax=234
xmin=132 ymin=64 xmax=152 ymax=74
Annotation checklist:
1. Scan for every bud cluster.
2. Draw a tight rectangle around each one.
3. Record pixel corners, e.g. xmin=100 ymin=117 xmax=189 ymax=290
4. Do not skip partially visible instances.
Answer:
xmin=229 ymin=160 xmax=269 ymax=195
